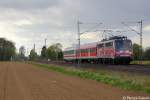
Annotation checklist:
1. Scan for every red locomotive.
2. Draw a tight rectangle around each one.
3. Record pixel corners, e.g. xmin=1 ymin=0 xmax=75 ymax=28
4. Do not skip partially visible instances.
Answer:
xmin=63 ymin=36 xmax=133 ymax=64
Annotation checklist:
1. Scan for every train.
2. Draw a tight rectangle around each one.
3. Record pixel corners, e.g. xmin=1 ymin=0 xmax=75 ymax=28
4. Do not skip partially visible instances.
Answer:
xmin=63 ymin=36 xmax=133 ymax=64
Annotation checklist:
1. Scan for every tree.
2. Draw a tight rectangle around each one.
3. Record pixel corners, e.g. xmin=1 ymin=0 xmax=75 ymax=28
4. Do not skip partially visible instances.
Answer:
xmin=46 ymin=43 xmax=63 ymax=60
xmin=19 ymin=46 xmax=25 ymax=57
xmin=144 ymin=48 xmax=150 ymax=60
xmin=133 ymin=43 xmax=143 ymax=60
xmin=29 ymin=49 xmax=38 ymax=61
xmin=41 ymin=46 xmax=47 ymax=58
xmin=0 ymin=38 xmax=16 ymax=61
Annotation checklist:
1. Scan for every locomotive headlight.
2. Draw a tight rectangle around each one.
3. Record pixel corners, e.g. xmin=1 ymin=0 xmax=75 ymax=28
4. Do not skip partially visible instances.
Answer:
xmin=126 ymin=50 xmax=132 ymax=54
xmin=129 ymin=51 xmax=132 ymax=55
xmin=125 ymin=50 xmax=130 ymax=54
xmin=119 ymin=50 xmax=123 ymax=53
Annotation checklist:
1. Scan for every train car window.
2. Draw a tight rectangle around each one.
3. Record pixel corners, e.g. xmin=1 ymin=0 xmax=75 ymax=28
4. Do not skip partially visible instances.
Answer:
xmin=64 ymin=50 xmax=74 ymax=54
xmin=105 ymin=42 xmax=113 ymax=47
xmin=63 ymin=51 xmax=65 ymax=54
xmin=115 ymin=40 xmax=132 ymax=51
xmin=81 ymin=49 xmax=88 ymax=53
xmin=97 ymin=44 xmax=104 ymax=48
xmin=76 ymin=50 xmax=79 ymax=54
xmin=124 ymin=40 xmax=132 ymax=51
xmin=85 ymin=49 xmax=88 ymax=53
xmin=81 ymin=49 xmax=84 ymax=53
xmin=115 ymin=40 xmax=123 ymax=50
xmin=90 ymin=48 xmax=96 ymax=52
xmin=70 ymin=50 xmax=74 ymax=54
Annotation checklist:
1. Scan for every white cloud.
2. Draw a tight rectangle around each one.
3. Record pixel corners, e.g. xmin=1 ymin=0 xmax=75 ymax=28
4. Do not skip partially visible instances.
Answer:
xmin=14 ymin=20 xmax=32 ymax=26
xmin=144 ymin=25 xmax=150 ymax=32
xmin=80 ymin=32 xmax=99 ymax=40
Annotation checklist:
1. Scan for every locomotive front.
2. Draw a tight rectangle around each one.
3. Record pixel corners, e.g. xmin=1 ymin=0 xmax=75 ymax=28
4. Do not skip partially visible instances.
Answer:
xmin=114 ymin=37 xmax=133 ymax=64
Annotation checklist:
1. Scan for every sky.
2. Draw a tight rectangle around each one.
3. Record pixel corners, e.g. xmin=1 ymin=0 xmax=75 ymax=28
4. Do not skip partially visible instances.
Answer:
xmin=0 ymin=0 xmax=149 ymax=55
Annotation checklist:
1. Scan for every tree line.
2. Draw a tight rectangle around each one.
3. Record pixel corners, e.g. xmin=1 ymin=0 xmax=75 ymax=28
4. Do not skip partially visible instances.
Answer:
xmin=29 ymin=43 xmax=63 ymax=61
xmin=0 ymin=38 xmax=16 ymax=61
xmin=133 ymin=43 xmax=150 ymax=60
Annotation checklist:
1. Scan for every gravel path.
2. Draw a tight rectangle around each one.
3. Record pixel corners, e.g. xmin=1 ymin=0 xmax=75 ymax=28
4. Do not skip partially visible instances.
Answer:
xmin=0 ymin=62 xmax=149 ymax=100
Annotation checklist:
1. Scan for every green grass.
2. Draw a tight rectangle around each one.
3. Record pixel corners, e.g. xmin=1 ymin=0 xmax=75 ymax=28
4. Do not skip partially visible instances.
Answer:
xmin=29 ymin=62 xmax=150 ymax=93
xmin=131 ymin=60 xmax=150 ymax=66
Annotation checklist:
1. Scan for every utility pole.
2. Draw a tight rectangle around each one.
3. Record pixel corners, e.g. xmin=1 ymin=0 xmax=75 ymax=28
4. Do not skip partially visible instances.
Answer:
xmin=45 ymin=38 xmax=47 ymax=47
xmin=76 ymin=21 xmax=102 ymax=67
xmin=33 ymin=44 xmax=35 ymax=51
xmin=77 ymin=21 xmax=81 ymax=67
xmin=26 ymin=48 xmax=28 ymax=56
xmin=139 ymin=20 xmax=143 ymax=64
xmin=122 ymin=20 xmax=143 ymax=64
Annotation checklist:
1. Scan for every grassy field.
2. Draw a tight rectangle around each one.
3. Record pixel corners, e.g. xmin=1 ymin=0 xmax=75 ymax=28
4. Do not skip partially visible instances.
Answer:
xmin=131 ymin=60 xmax=150 ymax=65
xmin=29 ymin=62 xmax=150 ymax=93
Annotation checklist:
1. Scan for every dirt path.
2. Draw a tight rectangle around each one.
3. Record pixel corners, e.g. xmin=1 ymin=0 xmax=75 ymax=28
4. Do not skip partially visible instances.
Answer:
xmin=0 ymin=62 xmax=149 ymax=100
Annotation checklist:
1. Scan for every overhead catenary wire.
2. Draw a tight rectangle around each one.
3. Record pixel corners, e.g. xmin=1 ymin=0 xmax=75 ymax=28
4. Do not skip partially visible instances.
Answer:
xmin=122 ymin=20 xmax=143 ymax=64
xmin=80 ymin=23 xmax=103 ymax=35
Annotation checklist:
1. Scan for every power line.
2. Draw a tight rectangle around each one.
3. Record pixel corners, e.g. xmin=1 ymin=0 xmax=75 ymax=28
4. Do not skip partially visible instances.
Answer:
xmin=122 ymin=22 xmax=140 ymax=35
xmin=122 ymin=20 xmax=143 ymax=64
xmin=80 ymin=23 xmax=102 ymax=34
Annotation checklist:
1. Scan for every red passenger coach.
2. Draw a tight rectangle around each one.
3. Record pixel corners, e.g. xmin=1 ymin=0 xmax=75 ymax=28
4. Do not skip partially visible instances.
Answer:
xmin=63 ymin=36 xmax=133 ymax=64
xmin=63 ymin=47 xmax=76 ymax=61
xmin=63 ymin=43 xmax=97 ymax=62
xmin=76 ymin=43 xmax=97 ymax=59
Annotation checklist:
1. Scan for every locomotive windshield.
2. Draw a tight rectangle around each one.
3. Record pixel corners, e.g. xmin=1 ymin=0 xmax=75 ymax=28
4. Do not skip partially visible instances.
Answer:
xmin=115 ymin=40 xmax=132 ymax=51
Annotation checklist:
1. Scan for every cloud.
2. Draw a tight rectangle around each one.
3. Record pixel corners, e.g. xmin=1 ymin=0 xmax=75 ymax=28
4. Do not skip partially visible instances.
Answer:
xmin=0 ymin=0 xmax=61 ymax=10
xmin=14 ymin=20 xmax=32 ymax=26
xmin=144 ymin=25 xmax=150 ymax=32
xmin=0 ymin=0 xmax=149 ymax=54
xmin=80 ymin=32 xmax=99 ymax=40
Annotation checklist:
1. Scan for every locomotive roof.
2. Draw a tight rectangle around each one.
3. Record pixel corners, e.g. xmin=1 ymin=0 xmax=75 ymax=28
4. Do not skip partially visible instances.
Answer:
xmin=101 ymin=36 xmax=127 ymax=42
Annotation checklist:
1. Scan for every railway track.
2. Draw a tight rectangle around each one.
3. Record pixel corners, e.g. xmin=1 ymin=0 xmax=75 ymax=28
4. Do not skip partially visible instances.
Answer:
xmin=38 ymin=61 xmax=150 ymax=75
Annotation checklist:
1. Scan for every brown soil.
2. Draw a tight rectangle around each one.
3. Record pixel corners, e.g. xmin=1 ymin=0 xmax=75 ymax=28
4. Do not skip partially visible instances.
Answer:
xmin=0 ymin=62 xmax=149 ymax=100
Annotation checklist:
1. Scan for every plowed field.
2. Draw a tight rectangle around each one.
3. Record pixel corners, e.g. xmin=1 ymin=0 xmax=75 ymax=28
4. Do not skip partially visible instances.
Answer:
xmin=0 ymin=62 xmax=149 ymax=100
